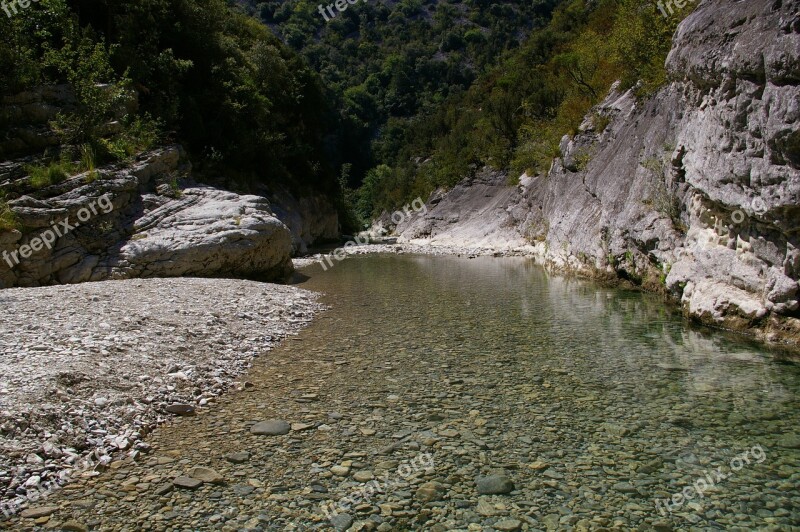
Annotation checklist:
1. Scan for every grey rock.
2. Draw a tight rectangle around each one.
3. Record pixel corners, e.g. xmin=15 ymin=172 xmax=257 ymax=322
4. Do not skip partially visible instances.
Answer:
xmin=330 ymin=513 xmax=354 ymax=531
xmin=476 ymin=474 xmax=514 ymax=495
xmin=154 ymin=483 xmax=174 ymax=496
xmin=172 ymin=476 xmax=203 ymax=490
xmin=494 ymin=519 xmax=523 ymax=532
xmin=224 ymin=452 xmax=251 ymax=464
xmin=165 ymin=404 xmax=195 ymax=416
xmin=0 ymin=146 xmax=303 ymax=289
xmin=392 ymin=0 xmax=800 ymax=348
xmin=251 ymin=419 xmax=291 ymax=436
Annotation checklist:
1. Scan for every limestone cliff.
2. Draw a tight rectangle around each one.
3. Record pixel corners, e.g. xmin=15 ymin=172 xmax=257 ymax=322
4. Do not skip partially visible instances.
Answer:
xmin=398 ymin=0 xmax=800 ymax=347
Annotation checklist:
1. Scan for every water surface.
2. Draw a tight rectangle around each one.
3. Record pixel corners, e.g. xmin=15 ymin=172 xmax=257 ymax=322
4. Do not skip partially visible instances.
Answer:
xmin=293 ymin=254 xmax=799 ymax=528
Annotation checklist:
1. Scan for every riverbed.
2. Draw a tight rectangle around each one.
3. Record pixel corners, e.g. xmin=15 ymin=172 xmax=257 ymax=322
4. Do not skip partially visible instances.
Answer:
xmin=4 ymin=255 xmax=799 ymax=530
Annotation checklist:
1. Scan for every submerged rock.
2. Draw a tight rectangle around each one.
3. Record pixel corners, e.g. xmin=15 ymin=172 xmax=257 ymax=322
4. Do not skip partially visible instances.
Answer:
xmin=476 ymin=474 xmax=514 ymax=495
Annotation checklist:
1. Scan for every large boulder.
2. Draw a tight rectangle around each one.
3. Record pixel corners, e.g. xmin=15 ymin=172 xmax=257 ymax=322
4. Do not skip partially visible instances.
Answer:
xmin=113 ymin=187 xmax=293 ymax=282
xmin=0 ymin=146 xmax=294 ymax=288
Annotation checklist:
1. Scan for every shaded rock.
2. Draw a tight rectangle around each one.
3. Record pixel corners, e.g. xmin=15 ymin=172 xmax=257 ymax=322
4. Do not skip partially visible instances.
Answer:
xmin=476 ymin=474 xmax=514 ymax=495
xmin=165 ymin=404 xmax=195 ymax=416
xmin=330 ymin=513 xmax=354 ymax=531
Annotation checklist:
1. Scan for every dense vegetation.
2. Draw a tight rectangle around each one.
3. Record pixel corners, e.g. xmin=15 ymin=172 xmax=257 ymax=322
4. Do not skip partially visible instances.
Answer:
xmin=344 ymin=0 xmax=695 ymax=218
xmin=0 ymin=0 xmax=338 ymax=195
xmin=237 ymin=0 xmax=561 ymax=193
xmin=0 ymin=0 xmax=694 ymax=230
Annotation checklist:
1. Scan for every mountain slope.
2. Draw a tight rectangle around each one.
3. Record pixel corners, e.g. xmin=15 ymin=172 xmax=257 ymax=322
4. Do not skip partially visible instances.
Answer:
xmin=396 ymin=0 xmax=800 ymax=347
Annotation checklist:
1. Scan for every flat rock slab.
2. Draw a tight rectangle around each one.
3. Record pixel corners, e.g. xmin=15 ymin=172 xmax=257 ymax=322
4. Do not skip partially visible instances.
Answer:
xmin=189 ymin=467 xmax=224 ymax=484
xmin=494 ymin=519 xmax=523 ymax=532
xmin=173 ymin=476 xmax=203 ymax=490
xmin=20 ymin=506 xmax=59 ymax=519
xmin=224 ymin=452 xmax=251 ymax=464
xmin=251 ymin=419 xmax=291 ymax=436
xmin=165 ymin=404 xmax=195 ymax=416
xmin=61 ymin=521 xmax=89 ymax=532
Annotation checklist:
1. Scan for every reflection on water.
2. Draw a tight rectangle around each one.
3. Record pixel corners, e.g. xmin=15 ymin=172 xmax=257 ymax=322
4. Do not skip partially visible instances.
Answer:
xmin=292 ymin=254 xmax=799 ymax=526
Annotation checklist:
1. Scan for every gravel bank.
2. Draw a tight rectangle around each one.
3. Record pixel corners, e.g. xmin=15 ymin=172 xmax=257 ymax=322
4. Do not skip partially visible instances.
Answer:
xmin=0 ymin=278 xmax=324 ymax=514
xmin=292 ymin=242 xmax=533 ymax=270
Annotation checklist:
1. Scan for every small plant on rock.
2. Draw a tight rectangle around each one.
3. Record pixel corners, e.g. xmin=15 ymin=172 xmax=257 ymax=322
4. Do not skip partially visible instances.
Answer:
xmin=0 ymin=194 xmax=19 ymax=232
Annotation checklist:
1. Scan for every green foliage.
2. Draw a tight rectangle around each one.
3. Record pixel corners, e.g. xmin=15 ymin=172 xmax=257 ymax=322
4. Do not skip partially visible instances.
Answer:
xmin=337 ymin=164 xmax=364 ymax=233
xmin=360 ymin=0 xmax=696 ymax=213
xmin=26 ymin=155 xmax=77 ymax=189
xmin=168 ymin=177 xmax=182 ymax=198
xmin=243 ymin=0 xmax=562 ymax=187
xmin=1 ymin=0 xmax=337 ymax=194
xmin=593 ymin=112 xmax=612 ymax=133
xmin=0 ymin=193 xmax=19 ymax=232
xmin=642 ymin=152 xmax=685 ymax=231
xmin=574 ymin=149 xmax=594 ymax=171
xmin=80 ymin=144 xmax=99 ymax=182
xmin=98 ymin=115 xmax=161 ymax=163
xmin=44 ymin=25 xmax=131 ymax=146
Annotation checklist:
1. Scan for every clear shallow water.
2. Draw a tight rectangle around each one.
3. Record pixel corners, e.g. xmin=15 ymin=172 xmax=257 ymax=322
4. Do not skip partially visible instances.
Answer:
xmin=294 ymin=254 xmax=800 ymax=529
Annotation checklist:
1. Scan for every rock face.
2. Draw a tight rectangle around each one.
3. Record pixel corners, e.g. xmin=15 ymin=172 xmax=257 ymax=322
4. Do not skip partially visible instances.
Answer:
xmin=398 ymin=0 xmax=800 ymax=346
xmin=392 ymin=169 xmax=526 ymax=249
xmin=0 ymin=146 xmax=294 ymax=288
xmin=0 ymin=85 xmax=76 ymax=158
xmin=117 ymin=186 xmax=292 ymax=282
xmin=267 ymin=185 xmax=339 ymax=254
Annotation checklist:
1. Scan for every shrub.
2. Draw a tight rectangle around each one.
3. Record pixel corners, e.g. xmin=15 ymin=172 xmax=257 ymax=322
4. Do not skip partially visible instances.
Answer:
xmin=98 ymin=114 xmax=161 ymax=163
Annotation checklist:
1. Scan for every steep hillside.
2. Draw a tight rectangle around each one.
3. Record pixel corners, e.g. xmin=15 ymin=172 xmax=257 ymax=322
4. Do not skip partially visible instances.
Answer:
xmin=237 ymin=0 xmax=563 ymax=210
xmin=395 ymin=0 xmax=800 ymax=347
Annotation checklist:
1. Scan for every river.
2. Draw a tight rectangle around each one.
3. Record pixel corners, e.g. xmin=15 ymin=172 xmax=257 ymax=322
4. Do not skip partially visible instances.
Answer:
xmin=12 ymin=254 xmax=799 ymax=530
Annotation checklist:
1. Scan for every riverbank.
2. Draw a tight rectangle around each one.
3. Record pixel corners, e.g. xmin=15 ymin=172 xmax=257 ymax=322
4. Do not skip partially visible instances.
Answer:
xmin=0 ymin=278 xmax=324 ymax=516
xmin=295 ymin=240 xmax=800 ymax=355
xmin=3 ymin=254 xmax=797 ymax=531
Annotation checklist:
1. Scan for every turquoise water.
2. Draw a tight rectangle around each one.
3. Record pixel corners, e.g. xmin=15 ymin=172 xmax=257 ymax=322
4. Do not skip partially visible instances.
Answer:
xmin=292 ymin=254 xmax=800 ymax=529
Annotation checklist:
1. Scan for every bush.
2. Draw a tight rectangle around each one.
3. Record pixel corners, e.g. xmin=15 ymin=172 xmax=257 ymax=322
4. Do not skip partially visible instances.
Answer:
xmin=98 ymin=114 xmax=161 ymax=163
